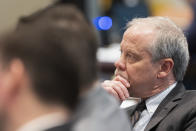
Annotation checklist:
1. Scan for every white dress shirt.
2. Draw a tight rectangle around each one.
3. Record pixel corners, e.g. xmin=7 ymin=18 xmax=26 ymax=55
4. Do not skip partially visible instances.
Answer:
xmin=17 ymin=112 xmax=67 ymax=131
xmin=133 ymin=82 xmax=177 ymax=131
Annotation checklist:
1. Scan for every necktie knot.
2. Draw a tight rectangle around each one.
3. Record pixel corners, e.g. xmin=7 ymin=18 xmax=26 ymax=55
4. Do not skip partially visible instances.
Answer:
xmin=136 ymin=100 xmax=146 ymax=112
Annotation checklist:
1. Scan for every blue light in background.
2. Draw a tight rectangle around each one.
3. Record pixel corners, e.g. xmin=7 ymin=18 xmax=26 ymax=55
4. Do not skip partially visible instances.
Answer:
xmin=98 ymin=16 xmax=112 ymax=30
xmin=93 ymin=16 xmax=102 ymax=30
xmin=93 ymin=16 xmax=112 ymax=31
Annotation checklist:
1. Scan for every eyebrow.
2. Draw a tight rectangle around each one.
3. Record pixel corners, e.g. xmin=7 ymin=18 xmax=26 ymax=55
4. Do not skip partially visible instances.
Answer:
xmin=120 ymin=46 xmax=139 ymax=56
xmin=126 ymin=48 xmax=139 ymax=56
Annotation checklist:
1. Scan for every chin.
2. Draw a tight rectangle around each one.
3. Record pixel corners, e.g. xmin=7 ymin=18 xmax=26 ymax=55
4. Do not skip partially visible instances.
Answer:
xmin=129 ymin=91 xmax=141 ymax=98
xmin=129 ymin=91 xmax=153 ymax=99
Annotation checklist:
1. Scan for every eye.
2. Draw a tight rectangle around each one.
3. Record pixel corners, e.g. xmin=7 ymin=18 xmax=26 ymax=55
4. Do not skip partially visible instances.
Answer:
xmin=126 ymin=53 xmax=138 ymax=63
xmin=126 ymin=53 xmax=132 ymax=58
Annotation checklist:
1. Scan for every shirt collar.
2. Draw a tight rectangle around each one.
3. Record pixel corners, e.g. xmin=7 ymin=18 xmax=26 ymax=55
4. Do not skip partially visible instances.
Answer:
xmin=145 ymin=82 xmax=177 ymax=114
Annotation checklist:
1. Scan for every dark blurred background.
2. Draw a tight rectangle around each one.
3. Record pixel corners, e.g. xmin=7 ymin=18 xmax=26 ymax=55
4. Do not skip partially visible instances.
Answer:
xmin=0 ymin=0 xmax=195 ymax=89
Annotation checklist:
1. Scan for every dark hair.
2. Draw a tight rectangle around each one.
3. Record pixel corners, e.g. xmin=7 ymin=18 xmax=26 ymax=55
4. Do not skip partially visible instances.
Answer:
xmin=54 ymin=0 xmax=85 ymax=13
xmin=0 ymin=4 xmax=98 ymax=109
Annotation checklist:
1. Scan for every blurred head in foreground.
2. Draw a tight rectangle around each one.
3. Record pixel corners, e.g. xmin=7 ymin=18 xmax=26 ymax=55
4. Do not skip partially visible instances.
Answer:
xmin=0 ymin=4 xmax=98 ymax=131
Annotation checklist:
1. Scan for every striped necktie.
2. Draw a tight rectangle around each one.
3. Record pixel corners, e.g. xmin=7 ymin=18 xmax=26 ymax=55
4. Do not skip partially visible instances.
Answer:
xmin=130 ymin=100 xmax=146 ymax=127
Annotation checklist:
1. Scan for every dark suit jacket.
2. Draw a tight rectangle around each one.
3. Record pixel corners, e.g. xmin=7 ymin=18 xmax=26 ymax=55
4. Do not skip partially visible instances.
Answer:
xmin=143 ymin=82 xmax=196 ymax=131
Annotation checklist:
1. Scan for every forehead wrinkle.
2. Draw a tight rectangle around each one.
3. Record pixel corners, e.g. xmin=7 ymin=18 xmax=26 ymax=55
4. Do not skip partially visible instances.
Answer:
xmin=126 ymin=27 xmax=156 ymax=52
xmin=121 ymin=36 xmax=144 ymax=55
xmin=124 ymin=30 xmax=138 ymax=45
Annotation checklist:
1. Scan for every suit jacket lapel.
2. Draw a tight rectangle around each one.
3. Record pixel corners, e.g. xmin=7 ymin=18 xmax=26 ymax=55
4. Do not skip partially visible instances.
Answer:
xmin=144 ymin=82 xmax=186 ymax=131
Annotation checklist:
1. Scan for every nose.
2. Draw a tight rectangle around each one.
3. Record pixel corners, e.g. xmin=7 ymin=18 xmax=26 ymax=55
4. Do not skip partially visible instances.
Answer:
xmin=114 ymin=56 xmax=126 ymax=71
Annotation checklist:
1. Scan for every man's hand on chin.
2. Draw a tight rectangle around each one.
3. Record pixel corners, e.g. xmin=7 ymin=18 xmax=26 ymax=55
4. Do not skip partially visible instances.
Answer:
xmin=101 ymin=75 xmax=130 ymax=101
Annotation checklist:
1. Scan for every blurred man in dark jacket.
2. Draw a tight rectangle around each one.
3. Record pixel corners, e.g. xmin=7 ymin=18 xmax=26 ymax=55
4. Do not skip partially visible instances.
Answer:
xmin=0 ymin=1 xmax=131 ymax=131
xmin=0 ymin=4 xmax=90 ymax=131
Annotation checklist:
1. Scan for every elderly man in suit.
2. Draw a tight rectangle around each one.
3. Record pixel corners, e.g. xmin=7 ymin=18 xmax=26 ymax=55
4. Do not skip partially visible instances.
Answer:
xmin=102 ymin=17 xmax=196 ymax=131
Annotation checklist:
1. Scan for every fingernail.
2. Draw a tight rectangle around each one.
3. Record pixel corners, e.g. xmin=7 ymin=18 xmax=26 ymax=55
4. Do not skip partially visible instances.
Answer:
xmin=126 ymin=83 xmax=130 ymax=87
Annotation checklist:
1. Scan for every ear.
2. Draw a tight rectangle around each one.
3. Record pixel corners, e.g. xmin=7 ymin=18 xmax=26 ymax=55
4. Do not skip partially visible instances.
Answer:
xmin=157 ymin=58 xmax=174 ymax=79
xmin=2 ymin=59 xmax=25 ymax=104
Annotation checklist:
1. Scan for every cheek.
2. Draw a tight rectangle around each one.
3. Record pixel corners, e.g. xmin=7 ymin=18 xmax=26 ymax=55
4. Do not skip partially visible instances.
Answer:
xmin=126 ymin=64 xmax=146 ymax=80
xmin=126 ymin=62 xmax=156 ymax=82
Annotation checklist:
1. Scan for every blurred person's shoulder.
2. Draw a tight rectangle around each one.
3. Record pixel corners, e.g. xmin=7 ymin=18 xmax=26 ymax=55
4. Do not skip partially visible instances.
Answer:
xmin=73 ymin=82 xmax=132 ymax=131
xmin=46 ymin=121 xmax=73 ymax=131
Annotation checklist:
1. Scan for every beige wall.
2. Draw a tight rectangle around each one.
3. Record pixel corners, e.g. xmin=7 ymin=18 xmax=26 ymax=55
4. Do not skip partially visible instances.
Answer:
xmin=0 ymin=0 xmax=53 ymax=33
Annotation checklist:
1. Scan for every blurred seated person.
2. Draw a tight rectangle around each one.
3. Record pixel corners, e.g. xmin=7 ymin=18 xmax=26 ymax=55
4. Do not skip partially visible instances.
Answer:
xmin=186 ymin=0 xmax=196 ymax=55
xmin=184 ymin=0 xmax=196 ymax=90
xmin=18 ymin=2 xmax=132 ymax=131
xmin=0 ymin=4 xmax=91 ymax=131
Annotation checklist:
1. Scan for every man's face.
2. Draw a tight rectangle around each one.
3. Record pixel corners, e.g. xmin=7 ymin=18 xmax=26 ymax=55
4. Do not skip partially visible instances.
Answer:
xmin=115 ymin=25 xmax=160 ymax=98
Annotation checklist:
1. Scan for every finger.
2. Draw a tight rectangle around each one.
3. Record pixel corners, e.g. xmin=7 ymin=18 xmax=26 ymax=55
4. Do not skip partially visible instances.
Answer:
xmin=102 ymin=81 xmax=120 ymax=99
xmin=113 ymin=81 xmax=129 ymax=98
xmin=102 ymin=81 xmax=124 ymax=100
xmin=101 ymin=80 xmax=113 ymax=89
xmin=114 ymin=75 xmax=130 ymax=88
xmin=111 ymin=82 xmax=126 ymax=100
xmin=106 ymin=87 xmax=120 ymax=100
xmin=113 ymin=81 xmax=130 ymax=98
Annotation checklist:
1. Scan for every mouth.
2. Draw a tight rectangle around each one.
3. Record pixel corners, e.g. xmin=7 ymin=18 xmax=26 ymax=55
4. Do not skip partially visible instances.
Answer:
xmin=115 ymin=71 xmax=130 ymax=83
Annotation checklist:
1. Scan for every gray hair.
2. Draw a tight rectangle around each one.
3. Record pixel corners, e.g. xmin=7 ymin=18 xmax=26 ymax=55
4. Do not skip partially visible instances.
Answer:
xmin=126 ymin=17 xmax=190 ymax=81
